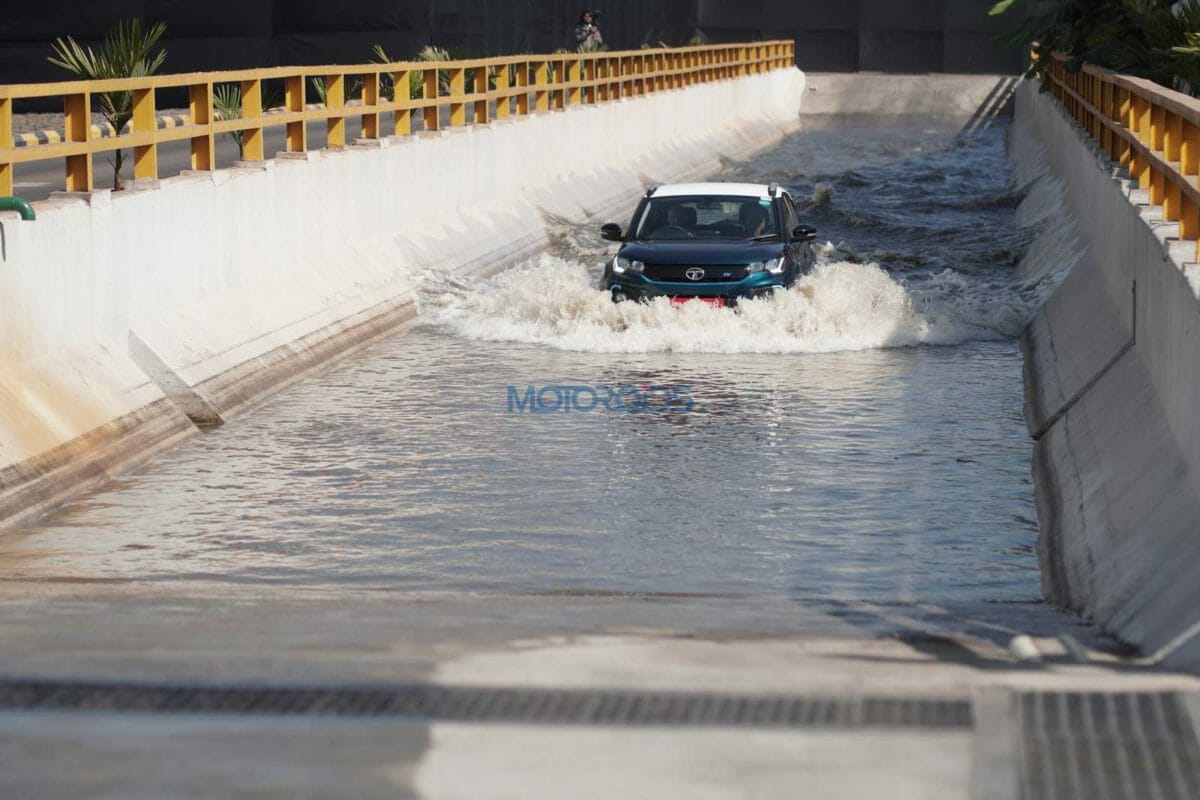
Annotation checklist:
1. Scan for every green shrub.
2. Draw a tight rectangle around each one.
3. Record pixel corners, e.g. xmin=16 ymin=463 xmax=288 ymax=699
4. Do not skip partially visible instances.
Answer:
xmin=992 ymin=0 xmax=1200 ymax=93
xmin=48 ymin=18 xmax=167 ymax=189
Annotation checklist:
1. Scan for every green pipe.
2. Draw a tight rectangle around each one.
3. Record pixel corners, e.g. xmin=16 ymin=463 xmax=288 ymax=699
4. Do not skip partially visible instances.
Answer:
xmin=0 ymin=196 xmax=35 ymax=221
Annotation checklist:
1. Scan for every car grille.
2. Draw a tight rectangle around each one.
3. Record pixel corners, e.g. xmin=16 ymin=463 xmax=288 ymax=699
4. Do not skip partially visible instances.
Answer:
xmin=643 ymin=263 xmax=749 ymax=283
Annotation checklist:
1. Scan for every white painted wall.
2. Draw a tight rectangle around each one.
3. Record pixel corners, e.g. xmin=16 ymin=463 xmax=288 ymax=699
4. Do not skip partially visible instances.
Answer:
xmin=1014 ymin=80 xmax=1200 ymax=670
xmin=0 ymin=68 xmax=806 ymax=527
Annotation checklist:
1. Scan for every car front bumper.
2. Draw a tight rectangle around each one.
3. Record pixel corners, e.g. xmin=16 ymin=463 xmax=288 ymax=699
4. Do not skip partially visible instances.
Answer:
xmin=606 ymin=271 xmax=787 ymax=303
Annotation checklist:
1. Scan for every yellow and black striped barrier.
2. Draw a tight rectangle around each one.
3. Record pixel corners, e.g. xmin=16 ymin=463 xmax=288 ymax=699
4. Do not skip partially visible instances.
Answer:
xmin=11 ymin=113 xmax=190 ymax=148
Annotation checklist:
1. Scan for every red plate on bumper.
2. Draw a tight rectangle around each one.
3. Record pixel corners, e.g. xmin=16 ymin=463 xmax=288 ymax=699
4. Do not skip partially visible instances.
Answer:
xmin=669 ymin=296 xmax=726 ymax=308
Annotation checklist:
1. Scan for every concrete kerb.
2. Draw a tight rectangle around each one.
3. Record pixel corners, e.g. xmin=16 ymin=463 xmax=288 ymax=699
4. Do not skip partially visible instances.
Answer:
xmin=0 ymin=69 xmax=807 ymax=530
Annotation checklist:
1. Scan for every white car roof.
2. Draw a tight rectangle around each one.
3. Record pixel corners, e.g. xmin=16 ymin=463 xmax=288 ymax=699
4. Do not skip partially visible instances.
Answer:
xmin=652 ymin=182 xmax=775 ymax=199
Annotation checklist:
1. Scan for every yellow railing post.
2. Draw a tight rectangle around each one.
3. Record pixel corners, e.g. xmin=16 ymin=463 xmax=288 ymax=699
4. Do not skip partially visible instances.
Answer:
xmin=534 ymin=61 xmax=550 ymax=113
xmin=597 ymin=57 xmax=609 ymax=101
xmin=473 ymin=66 xmax=490 ymax=123
xmin=552 ymin=60 xmax=566 ymax=110
xmin=1165 ymin=111 xmax=1183 ymax=222
xmin=188 ymin=82 xmax=215 ymax=171
xmin=1150 ymin=104 xmax=1167 ymax=203
xmin=423 ymin=69 xmax=440 ymax=131
xmin=567 ymin=60 xmax=583 ymax=106
xmin=583 ymin=58 xmax=596 ymax=104
xmin=1119 ymin=88 xmax=1132 ymax=167
xmin=64 ymin=91 xmax=93 ymax=191
xmin=1131 ymin=94 xmax=1149 ymax=187
xmin=515 ymin=62 xmax=530 ymax=116
xmin=241 ymin=78 xmax=265 ymax=160
xmin=1137 ymin=93 xmax=1152 ymax=143
xmin=449 ymin=67 xmax=466 ymax=126
xmin=1080 ymin=71 xmax=1089 ymax=122
xmin=362 ymin=72 xmax=380 ymax=140
xmin=325 ymin=73 xmax=346 ymax=148
xmin=495 ymin=64 xmax=511 ymax=119
xmin=0 ymin=96 xmax=11 ymax=196
xmin=394 ymin=70 xmax=412 ymax=135
xmin=1151 ymin=104 xmax=1166 ymax=151
xmin=285 ymin=75 xmax=307 ymax=152
xmin=1182 ymin=122 xmax=1200 ymax=256
xmin=131 ymin=86 xmax=157 ymax=180
xmin=1089 ymin=75 xmax=1099 ymax=139
xmin=1105 ymin=79 xmax=1120 ymax=159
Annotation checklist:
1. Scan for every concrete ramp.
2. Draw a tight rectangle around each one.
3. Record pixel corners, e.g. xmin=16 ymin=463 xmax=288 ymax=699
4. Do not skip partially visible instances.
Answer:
xmin=800 ymin=73 xmax=1019 ymax=131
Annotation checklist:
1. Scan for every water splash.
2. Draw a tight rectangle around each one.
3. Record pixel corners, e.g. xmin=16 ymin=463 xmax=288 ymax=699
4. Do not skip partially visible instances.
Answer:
xmin=420 ymin=121 xmax=1075 ymax=357
xmin=421 ymin=252 xmax=1034 ymax=355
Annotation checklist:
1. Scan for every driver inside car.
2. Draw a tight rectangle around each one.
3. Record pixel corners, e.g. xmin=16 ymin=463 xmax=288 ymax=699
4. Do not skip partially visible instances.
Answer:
xmin=739 ymin=202 xmax=771 ymax=237
xmin=650 ymin=204 xmax=696 ymax=238
xmin=669 ymin=205 xmax=696 ymax=230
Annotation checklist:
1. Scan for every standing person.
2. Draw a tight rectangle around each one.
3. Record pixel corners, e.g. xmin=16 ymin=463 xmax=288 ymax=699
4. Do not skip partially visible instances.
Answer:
xmin=574 ymin=10 xmax=603 ymax=50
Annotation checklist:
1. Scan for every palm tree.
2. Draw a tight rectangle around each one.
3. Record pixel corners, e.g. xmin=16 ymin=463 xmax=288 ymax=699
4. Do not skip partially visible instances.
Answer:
xmin=49 ymin=19 xmax=168 ymax=190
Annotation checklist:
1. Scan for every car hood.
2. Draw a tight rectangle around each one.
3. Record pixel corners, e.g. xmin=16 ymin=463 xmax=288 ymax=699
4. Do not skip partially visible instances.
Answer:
xmin=619 ymin=240 xmax=785 ymax=265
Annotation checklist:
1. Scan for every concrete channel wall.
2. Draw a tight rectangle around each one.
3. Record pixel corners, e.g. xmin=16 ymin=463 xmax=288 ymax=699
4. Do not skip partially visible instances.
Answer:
xmin=1014 ymin=81 xmax=1200 ymax=671
xmin=0 ymin=68 xmax=806 ymax=529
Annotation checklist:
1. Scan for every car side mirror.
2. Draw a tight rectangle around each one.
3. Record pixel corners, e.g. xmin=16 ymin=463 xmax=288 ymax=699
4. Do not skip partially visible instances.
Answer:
xmin=600 ymin=223 xmax=624 ymax=242
xmin=792 ymin=224 xmax=817 ymax=242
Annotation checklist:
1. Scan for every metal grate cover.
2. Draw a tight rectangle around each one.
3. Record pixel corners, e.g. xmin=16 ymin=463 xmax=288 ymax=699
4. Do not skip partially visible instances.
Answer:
xmin=0 ymin=679 xmax=971 ymax=728
xmin=1019 ymin=692 xmax=1200 ymax=800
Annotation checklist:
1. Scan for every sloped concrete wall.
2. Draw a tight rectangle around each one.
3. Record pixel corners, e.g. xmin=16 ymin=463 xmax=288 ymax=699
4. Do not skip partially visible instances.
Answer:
xmin=0 ymin=68 xmax=806 ymax=529
xmin=800 ymin=73 xmax=1017 ymax=127
xmin=1013 ymin=80 xmax=1200 ymax=670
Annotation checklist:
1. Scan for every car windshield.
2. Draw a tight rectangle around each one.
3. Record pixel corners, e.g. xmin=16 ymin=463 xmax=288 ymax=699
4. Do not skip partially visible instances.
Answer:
xmin=632 ymin=196 xmax=778 ymax=241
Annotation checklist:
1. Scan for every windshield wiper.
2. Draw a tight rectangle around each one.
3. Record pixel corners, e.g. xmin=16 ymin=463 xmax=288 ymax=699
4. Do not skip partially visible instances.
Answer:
xmin=748 ymin=233 xmax=780 ymax=241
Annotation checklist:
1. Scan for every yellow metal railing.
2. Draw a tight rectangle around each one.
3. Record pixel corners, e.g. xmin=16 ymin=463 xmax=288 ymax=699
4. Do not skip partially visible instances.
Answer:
xmin=1043 ymin=54 xmax=1200 ymax=257
xmin=0 ymin=41 xmax=796 ymax=197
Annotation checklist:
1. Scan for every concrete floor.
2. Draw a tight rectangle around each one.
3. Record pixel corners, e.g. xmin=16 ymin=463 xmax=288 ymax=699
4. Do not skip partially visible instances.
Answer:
xmin=1 ymin=582 xmax=1198 ymax=798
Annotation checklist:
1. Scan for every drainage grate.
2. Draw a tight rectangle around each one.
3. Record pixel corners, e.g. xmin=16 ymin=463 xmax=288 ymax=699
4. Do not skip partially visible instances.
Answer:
xmin=1019 ymin=692 xmax=1200 ymax=800
xmin=0 ymin=679 xmax=971 ymax=728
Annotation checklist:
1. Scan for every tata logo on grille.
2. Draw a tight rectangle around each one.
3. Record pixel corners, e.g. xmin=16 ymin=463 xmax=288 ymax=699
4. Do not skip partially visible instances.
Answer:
xmin=685 ymin=268 xmax=706 ymax=281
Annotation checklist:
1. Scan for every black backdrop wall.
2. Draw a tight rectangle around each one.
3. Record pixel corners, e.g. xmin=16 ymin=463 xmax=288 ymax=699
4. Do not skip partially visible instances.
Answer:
xmin=0 ymin=1 xmax=1024 ymax=89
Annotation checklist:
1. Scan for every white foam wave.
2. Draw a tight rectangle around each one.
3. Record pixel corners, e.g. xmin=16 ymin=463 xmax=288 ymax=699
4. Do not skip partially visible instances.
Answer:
xmin=421 ymin=254 xmax=1033 ymax=354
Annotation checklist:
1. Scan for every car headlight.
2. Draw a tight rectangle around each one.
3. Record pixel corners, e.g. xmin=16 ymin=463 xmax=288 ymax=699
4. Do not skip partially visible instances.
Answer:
xmin=746 ymin=257 xmax=786 ymax=275
xmin=614 ymin=256 xmax=644 ymax=274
